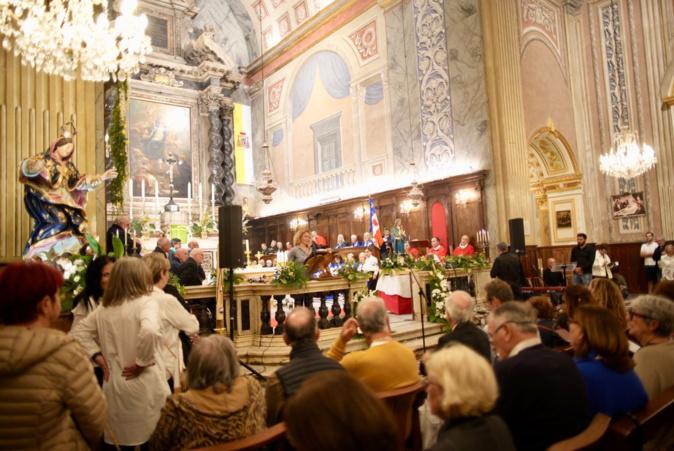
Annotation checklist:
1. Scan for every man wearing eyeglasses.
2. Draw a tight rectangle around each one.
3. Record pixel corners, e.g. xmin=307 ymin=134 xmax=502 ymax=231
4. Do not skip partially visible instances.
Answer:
xmin=488 ymin=302 xmax=590 ymax=451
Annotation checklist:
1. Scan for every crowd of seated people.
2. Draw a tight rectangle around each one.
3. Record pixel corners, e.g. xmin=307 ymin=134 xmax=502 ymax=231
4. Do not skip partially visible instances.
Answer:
xmin=3 ymin=247 xmax=674 ymax=451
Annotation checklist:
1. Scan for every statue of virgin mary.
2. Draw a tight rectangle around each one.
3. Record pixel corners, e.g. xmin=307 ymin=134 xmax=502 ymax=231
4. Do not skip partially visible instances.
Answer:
xmin=19 ymin=124 xmax=117 ymax=259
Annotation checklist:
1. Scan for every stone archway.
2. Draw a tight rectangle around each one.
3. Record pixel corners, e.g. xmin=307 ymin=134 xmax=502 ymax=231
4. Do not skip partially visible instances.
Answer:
xmin=527 ymin=127 xmax=582 ymax=246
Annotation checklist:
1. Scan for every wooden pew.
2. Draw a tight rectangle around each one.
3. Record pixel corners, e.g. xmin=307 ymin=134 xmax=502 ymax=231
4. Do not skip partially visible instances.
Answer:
xmin=377 ymin=380 xmax=427 ymax=451
xmin=191 ymin=422 xmax=287 ymax=451
xmin=602 ymin=385 xmax=674 ymax=450
xmin=547 ymin=413 xmax=611 ymax=451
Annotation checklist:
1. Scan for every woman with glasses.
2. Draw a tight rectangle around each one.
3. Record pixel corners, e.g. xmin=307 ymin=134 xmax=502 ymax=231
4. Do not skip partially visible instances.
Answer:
xmin=627 ymin=295 xmax=674 ymax=399
xmin=569 ymin=305 xmax=647 ymax=416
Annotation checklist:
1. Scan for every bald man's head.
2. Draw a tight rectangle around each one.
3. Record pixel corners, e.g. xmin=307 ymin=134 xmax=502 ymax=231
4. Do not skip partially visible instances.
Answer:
xmin=190 ymin=248 xmax=204 ymax=264
xmin=175 ymin=247 xmax=189 ymax=263
xmin=157 ymin=237 xmax=170 ymax=252
xmin=284 ymin=307 xmax=318 ymax=345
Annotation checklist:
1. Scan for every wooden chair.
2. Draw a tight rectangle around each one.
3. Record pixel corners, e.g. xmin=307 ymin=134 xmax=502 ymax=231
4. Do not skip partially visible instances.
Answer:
xmin=377 ymin=380 xmax=427 ymax=451
xmin=547 ymin=413 xmax=611 ymax=451
xmin=191 ymin=422 xmax=287 ymax=451
xmin=602 ymin=385 xmax=674 ymax=451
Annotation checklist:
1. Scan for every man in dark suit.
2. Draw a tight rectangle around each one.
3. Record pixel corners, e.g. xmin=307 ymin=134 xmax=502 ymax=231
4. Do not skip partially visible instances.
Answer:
xmin=490 ymin=242 xmax=527 ymax=299
xmin=265 ymin=307 xmax=343 ymax=425
xmin=153 ymin=237 xmax=170 ymax=258
xmin=177 ymin=248 xmax=206 ymax=286
xmin=436 ymin=290 xmax=490 ymax=361
xmin=543 ymin=257 xmax=565 ymax=286
xmin=488 ymin=302 xmax=590 ymax=451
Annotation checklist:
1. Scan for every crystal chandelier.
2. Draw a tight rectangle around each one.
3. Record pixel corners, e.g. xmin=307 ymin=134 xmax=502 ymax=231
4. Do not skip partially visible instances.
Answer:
xmin=599 ymin=127 xmax=656 ymax=179
xmin=597 ymin=0 xmax=656 ymax=179
xmin=0 ymin=0 xmax=151 ymax=82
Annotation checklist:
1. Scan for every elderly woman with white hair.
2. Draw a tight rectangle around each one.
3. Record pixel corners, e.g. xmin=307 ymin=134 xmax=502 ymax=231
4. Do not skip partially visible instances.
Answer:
xmin=628 ymin=294 xmax=674 ymax=399
xmin=436 ymin=291 xmax=490 ymax=361
xmin=148 ymin=335 xmax=265 ymax=450
xmin=425 ymin=345 xmax=515 ymax=451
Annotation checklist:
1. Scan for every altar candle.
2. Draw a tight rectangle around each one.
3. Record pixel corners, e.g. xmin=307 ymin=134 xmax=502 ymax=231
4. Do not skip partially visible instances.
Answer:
xmin=245 ymin=239 xmax=250 ymax=253
xmin=154 ymin=180 xmax=159 ymax=212
xmin=211 ymin=183 xmax=216 ymax=220
xmin=128 ymin=179 xmax=133 ymax=221
xmin=187 ymin=182 xmax=192 ymax=223
xmin=141 ymin=179 xmax=146 ymax=215
xmin=198 ymin=183 xmax=203 ymax=219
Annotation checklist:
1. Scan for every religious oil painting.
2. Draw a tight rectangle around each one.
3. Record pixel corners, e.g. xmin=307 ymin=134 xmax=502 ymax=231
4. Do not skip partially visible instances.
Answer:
xmin=611 ymin=192 xmax=646 ymax=218
xmin=555 ymin=210 xmax=572 ymax=228
xmin=128 ymin=99 xmax=192 ymax=198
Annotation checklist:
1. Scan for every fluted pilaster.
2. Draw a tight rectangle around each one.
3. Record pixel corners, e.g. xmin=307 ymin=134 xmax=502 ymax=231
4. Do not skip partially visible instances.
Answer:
xmin=641 ymin=0 xmax=674 ymax=238
xmin=480 ymin=0 xmax=532 ymax=238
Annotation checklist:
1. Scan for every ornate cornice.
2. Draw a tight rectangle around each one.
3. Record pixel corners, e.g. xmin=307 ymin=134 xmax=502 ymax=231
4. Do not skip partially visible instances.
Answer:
xmin=563 ymin=0 xmax=583 ymax=15
xmin=198 ymin=87 xmax=230 ymax=115
xmin=139 ymin=66 xmax=184 ymax=87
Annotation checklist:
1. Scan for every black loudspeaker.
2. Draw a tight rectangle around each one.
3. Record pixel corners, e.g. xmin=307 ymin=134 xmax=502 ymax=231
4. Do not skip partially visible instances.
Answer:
xmin=508 ymin=218 xmax=526 ymax=255
xmin=219 ymin=205 xmax=244 ymax=268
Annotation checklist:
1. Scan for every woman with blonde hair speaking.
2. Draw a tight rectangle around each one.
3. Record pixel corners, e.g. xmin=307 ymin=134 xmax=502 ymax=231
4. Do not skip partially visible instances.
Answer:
xmin=424 ymin=344 xmax=515 ymax=451
xmin=143 ymin=253 xmax=199 ymax=392
xmin=72 ymin=257 xmax=169 ymax=449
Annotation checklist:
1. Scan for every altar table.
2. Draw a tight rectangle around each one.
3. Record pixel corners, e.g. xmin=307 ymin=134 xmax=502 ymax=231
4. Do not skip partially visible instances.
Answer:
xmin=376 ymin=273 xmax=413 ymax=314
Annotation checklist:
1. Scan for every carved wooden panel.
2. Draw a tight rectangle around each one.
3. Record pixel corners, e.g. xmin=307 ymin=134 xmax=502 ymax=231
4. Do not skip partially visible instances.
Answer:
xmin=249 ymin=171 xmax=488 ymax=254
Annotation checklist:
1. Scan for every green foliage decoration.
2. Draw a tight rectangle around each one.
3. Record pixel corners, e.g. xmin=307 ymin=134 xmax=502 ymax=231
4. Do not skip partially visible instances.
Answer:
xmin=108 ymin=81 xmax=128 ymax=208
xmin=272 ymin=261 xmax=310 ymax=289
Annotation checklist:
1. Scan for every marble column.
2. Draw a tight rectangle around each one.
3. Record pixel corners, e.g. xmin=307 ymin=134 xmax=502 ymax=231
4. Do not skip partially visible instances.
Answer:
xmin=221 ymin=104 xmax=235 ymax=206
xmin=200 ymin=88 xmax=226 ymax=207
xmin=640 ymin=0 xmax=674 ymax=238
xmin=480 ymin=0 xmax=532 ymax=238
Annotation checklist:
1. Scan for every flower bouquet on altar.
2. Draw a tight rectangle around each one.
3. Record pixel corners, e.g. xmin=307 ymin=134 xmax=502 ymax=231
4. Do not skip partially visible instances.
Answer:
xmin=191 ymin=215 xmax=217 ymax=238
xmin=379 ymin=256 xmax=408 ymax=276
xmin=55 ymin=254 xmax=89 ymax=312
xmin=338 ymin=264 xmax=367 ymax=283
xmin=272 ymin=261 xmax=309 ymax=289
xmin=445 ymin=253 xmax=489 ymax=274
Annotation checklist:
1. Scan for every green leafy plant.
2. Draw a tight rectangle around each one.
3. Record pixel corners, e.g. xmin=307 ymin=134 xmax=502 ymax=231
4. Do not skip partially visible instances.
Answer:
xmin=57 ymin=254 xmax=91 ymax=312
xmin=445 ymin=253 xmax=489 ymax=273
xmin=220 ymin=268 xmax=244 ymax=290
xmin=338 ymin=264 xmax=367 ymax=283
xmin=379 ymin=255 xmax=409 ymax=276
xmin=168 ymin=273 xmax=185 ymax=298
xmin=191 ymin=215 xmax=216 ymax=236
xmin=272 ymin=261 xmax=309 ymax=289
xmin=108 ymin=81 xmax=128 ymax=207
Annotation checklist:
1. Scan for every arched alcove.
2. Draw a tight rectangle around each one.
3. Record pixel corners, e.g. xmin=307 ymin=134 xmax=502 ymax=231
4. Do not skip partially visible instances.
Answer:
xmin=527 ymin=127 xmax=583 ymax=245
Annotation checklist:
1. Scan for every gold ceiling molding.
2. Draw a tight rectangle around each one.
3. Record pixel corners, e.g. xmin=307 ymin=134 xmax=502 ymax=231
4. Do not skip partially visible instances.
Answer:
xmin=529 ymin=126 xmax=580 ymax=174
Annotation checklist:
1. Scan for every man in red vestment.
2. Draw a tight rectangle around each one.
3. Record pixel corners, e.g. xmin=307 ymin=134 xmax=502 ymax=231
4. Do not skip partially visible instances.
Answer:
xmin=453 ymin=234 xmax=475 ymax=256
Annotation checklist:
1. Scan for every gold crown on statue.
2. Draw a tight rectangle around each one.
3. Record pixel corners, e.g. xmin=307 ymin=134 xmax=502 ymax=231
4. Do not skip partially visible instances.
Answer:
xmin=59 ymin=122 xmax=78 ymax=140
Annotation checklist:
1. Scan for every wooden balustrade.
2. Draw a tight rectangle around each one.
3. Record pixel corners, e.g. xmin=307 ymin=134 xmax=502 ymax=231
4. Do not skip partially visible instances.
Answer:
xmin=183 ymin=269 xmax=491 ymax=339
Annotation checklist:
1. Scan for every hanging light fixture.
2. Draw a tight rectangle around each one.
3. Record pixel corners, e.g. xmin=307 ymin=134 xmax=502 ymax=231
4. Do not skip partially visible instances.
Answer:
xmin=254 ymin=6 xmax=276 ymax=204
xmin=407 ymin=162 xmax=424 ymax=207
xmin=0 ymin=0 xmax=151 ymax=82
xmin=598 ymin=0 xmax=656 ymax=179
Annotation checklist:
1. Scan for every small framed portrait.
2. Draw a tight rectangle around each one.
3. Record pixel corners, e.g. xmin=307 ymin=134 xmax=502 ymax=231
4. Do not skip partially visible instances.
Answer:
xmin=611 ymin=192 xmax=646 ymax=218
xmin=555 ymin=210 xmax=572 ymax=228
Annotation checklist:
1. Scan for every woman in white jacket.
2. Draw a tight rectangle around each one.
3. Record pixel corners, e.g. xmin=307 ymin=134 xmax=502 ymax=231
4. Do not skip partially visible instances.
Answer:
xmin=72 ymin=257 xmax=169 ymax=449
xmin=592 ymin=243 xmax=613 ymax=279
xmin=143 ymin=253 xmax=199 ymax=392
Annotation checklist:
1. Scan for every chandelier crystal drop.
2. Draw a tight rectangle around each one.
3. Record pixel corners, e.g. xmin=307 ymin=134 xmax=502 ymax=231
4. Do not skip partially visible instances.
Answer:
xmin=599 ymin=127 xmax=656 ymax=179
xmin=0 ymin=0 xmax=151 ymax=82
